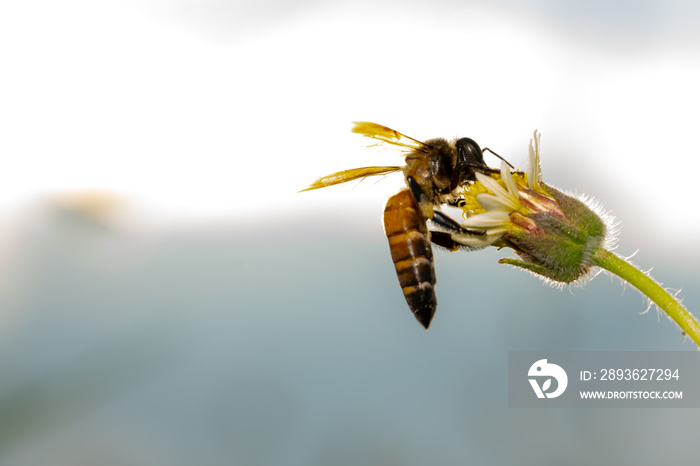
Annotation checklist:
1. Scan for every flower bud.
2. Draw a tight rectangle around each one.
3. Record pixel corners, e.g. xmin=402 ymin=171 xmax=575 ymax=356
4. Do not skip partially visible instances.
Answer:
xmin=501 ymin=184 xmax=608 ymax=283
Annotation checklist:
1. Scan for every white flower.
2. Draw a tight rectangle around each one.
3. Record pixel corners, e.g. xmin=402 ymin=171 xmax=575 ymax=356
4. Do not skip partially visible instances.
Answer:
xmin=450 ymin=131 xmax=610 ymax=285
xmin=451 ymin=161 xmax=522 ymax=247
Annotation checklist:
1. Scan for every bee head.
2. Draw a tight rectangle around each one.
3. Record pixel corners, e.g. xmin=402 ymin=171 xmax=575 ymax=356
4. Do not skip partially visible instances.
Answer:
xmin=455 ymin=137 xmax=488 ymax=182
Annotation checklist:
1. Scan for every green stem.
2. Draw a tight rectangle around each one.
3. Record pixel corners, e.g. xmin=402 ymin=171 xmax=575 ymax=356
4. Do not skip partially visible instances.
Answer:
xmin=593 ymin=249 xmax=700 ymax=348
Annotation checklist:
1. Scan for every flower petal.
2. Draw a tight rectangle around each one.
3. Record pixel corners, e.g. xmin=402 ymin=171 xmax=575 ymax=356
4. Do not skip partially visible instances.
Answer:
xmin=462 ymin=210 xmax=511 ymax=229
xmin=528 ymin=130 xmax=542 ymax=190
xmin=476 ymin=193 xmax=519 ymax=212
xmin=475 ymin=172 xmax=511 ymax=200
xmin=501 ymin=161 xmax=519 ymax=198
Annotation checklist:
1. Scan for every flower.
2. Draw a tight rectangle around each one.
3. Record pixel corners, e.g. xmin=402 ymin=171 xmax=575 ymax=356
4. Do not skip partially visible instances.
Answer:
xmin=447 ymin=131 xmax=700 ymax=347
xmin=451 ymin=131 xmax=612 ymax=285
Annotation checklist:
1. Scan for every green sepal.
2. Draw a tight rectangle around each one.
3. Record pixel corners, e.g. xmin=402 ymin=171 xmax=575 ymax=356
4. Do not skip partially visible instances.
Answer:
xmin=499 ymin=257 xmax=587 ymax=284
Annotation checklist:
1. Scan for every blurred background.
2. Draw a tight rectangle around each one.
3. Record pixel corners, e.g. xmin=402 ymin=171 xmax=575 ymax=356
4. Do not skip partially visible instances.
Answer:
xmin=1 ymin=0 xmax=699 ymax=464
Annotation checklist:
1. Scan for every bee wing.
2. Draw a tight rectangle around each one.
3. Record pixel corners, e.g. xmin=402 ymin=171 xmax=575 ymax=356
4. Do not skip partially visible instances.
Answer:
xmin=351 ymin=122 xmax=427 ymax=152
xmin=301 ymin=166 xmax=402 ymax=191
xmin=302 ymin=122 xmax=421 ymax=191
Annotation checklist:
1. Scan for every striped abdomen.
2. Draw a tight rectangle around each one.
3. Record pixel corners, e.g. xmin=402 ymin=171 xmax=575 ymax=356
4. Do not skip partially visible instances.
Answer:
xmin=383 ymin=189 xmax=437 ymax=329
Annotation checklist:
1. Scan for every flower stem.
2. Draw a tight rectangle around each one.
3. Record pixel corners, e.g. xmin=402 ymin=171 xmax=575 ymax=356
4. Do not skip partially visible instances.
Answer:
xmin=593 ymin=249 xmax=700 ymax=348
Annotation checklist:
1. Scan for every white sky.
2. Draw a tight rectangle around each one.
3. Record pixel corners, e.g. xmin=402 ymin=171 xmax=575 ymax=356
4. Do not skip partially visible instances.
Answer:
xmin=1 ymin=1 xmax=699 ymax=243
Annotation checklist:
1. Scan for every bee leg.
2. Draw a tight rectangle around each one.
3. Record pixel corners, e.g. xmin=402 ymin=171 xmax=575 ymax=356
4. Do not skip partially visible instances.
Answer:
xmin=406 ymin=176 xmax=435 ymax=219
xmin=406 ymin=175 xmax=428 ymax=204
xmin=430 ymin=230 xmax=484 ymax=252
xmin=429 ymin=211 xmax=484 ymax=251
xmin=429 ymin=231 xmax=463 ymax=251
xmin=429 ymin=210 xmax=467 ymax=251
xmin=430 ymin=210 xmax=466 ymax=234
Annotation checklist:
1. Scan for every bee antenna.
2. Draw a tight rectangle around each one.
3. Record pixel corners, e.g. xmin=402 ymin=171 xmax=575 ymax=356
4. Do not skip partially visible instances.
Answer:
xmin=481 ymin=147 xmax=514 ymax=169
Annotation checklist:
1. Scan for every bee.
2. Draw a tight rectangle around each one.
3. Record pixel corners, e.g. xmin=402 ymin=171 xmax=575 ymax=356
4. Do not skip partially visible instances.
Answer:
xmin=303 ymin=122 xmax=505 ymax=329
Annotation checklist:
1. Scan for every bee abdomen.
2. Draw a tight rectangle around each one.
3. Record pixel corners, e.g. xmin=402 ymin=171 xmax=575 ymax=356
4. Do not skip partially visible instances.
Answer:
xmin=383 ymin=190 xmax=437 ymax=329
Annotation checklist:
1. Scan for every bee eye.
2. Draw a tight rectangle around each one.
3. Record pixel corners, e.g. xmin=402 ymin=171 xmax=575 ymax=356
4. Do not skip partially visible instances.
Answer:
xmin=455 ymin=138 xmax=488 ymax=184
xmin=455 ymin=138 xmax=485 ymax=167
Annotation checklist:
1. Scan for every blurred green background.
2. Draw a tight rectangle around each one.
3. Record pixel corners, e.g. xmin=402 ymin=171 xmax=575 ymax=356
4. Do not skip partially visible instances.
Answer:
xmin=2 ymin=0 xmax=700 ymax=464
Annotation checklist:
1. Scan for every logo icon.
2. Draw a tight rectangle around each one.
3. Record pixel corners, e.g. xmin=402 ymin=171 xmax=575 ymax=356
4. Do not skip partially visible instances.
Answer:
xmin=528 ymin=359 xmax=568 ymax=399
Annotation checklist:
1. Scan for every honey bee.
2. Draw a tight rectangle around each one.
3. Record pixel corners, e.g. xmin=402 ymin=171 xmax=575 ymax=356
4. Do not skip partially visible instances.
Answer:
xmin=303 ymin=122 xmax=504 ymax=329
